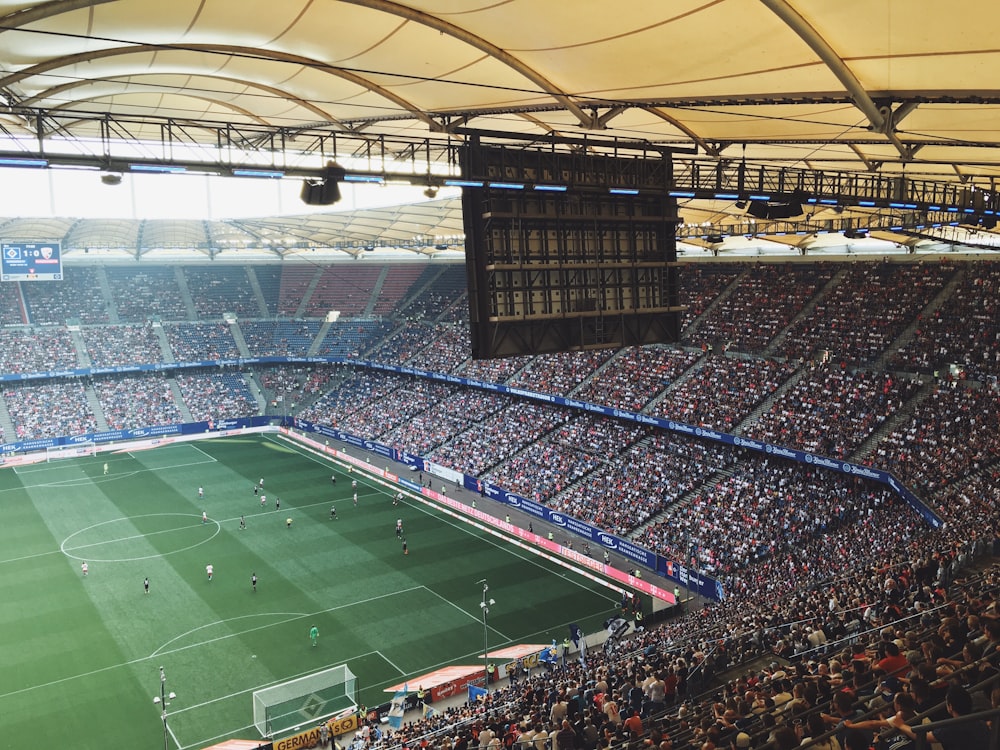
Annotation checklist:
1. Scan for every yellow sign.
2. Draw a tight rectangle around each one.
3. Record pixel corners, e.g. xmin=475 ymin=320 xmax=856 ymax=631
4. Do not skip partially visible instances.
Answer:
xmin=274 ymin=713 xmax=359 ymax=750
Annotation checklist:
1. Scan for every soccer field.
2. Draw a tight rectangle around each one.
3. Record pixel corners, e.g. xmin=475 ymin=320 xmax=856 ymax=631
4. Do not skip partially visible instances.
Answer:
xmin=0 ymin=435 xmax=619 ymax=750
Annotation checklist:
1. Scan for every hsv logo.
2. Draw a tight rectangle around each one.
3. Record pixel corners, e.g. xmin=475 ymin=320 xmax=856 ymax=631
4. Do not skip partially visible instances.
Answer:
xmin=4 ymin=248 xmax=19 ymax=259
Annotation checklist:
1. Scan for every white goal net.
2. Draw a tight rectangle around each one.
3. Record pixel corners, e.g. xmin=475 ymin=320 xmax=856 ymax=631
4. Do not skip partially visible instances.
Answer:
xmin=252 ymin=663 xmax=357 ymax=738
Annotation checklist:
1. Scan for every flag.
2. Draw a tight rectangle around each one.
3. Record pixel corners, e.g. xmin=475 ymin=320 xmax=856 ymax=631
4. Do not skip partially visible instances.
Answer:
xmin=423 ymin=703 xmax=438 ymax=719
xmin=387 ymin=683 xmax=407 ymax=730
xmin=468 ymin=684 xmax=487 ymax=703
xmin=569 ymin=623 xmax=583 ymax=647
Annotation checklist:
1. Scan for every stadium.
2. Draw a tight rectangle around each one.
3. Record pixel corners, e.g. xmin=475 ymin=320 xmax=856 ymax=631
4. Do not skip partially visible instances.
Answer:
xmin=0 ymin=3 xmax=999 ymax=750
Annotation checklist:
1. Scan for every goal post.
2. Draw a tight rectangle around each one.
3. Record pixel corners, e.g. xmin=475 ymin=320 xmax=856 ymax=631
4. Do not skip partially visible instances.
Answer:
xmin=46 ymin=442 xmax=97 ymax=462
xmin=252 ymin=664 xmax=357 ymax=738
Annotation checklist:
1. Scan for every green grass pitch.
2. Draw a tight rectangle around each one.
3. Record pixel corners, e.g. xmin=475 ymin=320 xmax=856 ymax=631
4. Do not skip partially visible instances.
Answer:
xmin=0 ymin=435 xmax=620 ymax=749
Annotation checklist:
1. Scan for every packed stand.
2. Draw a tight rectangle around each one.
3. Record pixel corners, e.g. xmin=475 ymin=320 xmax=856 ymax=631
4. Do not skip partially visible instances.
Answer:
xmin=678 ymin=263 xmax=743 ymax=331
xmin=744 ymin=365 xmax=923 ymax=459
xmin=93 ymin=374 xmax=183 ymax=429
xmin=0 ymin=328 xmax=78 ymax=374
xmin=890 ymin=260 xmax=1000 ymax=381
xmin=0 ymin=282 xmax=26 ymax=325
xmin=506 ymin=350 xmax=615 ymax=396
xmin=685 ymin=263 xmax=835 ymax=354
xmin=427 ymin=401 xmax=570 ymax=477
xmin=298 ymin=371 xmax=423 ymax=429
xmin=389 ymin=265 xmax=465 ymax=322
xmin=870 ymin=385 xmax=1000 ymax=497
xmin=404 ymin=322 xmax=471 ymax=373
xmin=332 ymin=378 xmax=456 ymax=438
xmin=380 ymin=389 xmax=508 ymax=456
xmin=22 ymin=267 xmax=110 ymax=324
xmin=460 ymin=355 xmax=533 ymax=385
xmin=258 ymin=365 xmax=336 ymax=408
xmin=573 ymin=347 xmax=700 ymax=412
xmin=483 ymin=415 xmax=646 ymax=503
xmin=314 ymin=320 xmax=394 ymax=358
xmin=165 ymin=322 xmax=240 ymax=361
xmin=551 ymin=435 xmax=735 ymax=536
xmin=184 ymin=266 xmax=260 ymax=319
xmin=780 ymin=262 xmax=956 ymax=365
xmin=242 ymin=320 xmax=320 ymax=357
xmin=653 ymin=356 xmax=798 ymax=431
xmin=368 ymin=321 xmax=440 ymax=365
xmin=4 ymin=381 xmax=98 ymax=438
xmin=174 ymin=372 xmax=257 ymax=421
xmin=82 ymin=324 xmax=163 ymax=367
xmin=106 ymin=266 xmax=188 ymax=322
xmin=639 ymin=456 xmax=909 ymax=593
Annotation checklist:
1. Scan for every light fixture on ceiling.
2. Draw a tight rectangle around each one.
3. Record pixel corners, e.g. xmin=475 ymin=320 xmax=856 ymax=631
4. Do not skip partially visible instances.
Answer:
xmin=100 ymin=172 xmax=122 ymax=186
xmin=424 ymin=186 xmax=438 ymax=199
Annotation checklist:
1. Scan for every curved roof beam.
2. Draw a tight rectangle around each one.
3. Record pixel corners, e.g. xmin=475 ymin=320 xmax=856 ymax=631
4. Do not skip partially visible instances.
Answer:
xmin=0 ymin=43 xmax=441 ymax=131
xmin=646 ymin=107 xmax=720 ymax=158
xmin=759 ymin=0 xmax=910 ymax=160
xmin=340 ymin=0 xmax=592 ymax=127
xmin=17 ymin=74 xmax=341 ymax=124
xmin=43 ymin=91 xmax=272 ymax=129
xmin=0 ymin=0 xmax=116 ymax=33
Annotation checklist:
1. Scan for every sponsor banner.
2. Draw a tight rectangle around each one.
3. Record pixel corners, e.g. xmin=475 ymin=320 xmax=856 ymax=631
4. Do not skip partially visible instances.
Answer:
xmin=423 ymin=460 xmax=463 ymax=485
xmin=504 ymin=650 xmax=545 ymax=676
xmin=273 ymin=714 xmax=357 ymax=750
xmin=430 ymin=672 xmax=484 ymax=702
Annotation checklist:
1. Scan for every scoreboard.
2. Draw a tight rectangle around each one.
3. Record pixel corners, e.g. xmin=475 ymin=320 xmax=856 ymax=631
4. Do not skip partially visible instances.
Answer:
xmin=1 ymin=242 xmax=63 ymax=281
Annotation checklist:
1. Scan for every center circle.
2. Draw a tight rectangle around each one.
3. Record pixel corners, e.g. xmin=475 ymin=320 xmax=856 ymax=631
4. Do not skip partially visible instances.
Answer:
xmin=61 ymin=513 xmax=221 ymax=562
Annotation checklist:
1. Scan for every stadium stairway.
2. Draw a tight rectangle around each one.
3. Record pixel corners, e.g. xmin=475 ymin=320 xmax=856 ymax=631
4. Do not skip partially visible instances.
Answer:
xmin=230 ymin=319 xmax=251 ymax=357
xmin=82 ymin=382 xmax=110 ymax=432
xmin=363 ymin=267 xmax=390 ymax=317
xmin=679 ymin=268 xmax=747 ymax=343
xmin=872 ymin=264 xmax=967 ymax=372
xmin=151 ymin=322 xmax=175 ymax=362
xmin=848 ymin=378 xmax=936 ymax=466
xmin=246 ymin=267 xmax=271 ymax=317
xmin=67 ymin=326 xmax=91 ymax=367
xmin=640 ymin=346 xmax=709 ymax=414
xmin=730 ymin=360 xmax=810 ymax=437
xmin=93 ymin=267 xmax=121 ymax=324
xmin=174 ymin=266 xmax=199 ymax=320
xmin=762 ymin=266 xmax=849 ymax=359
xmin=563 ymin=348 xmax=633 ymax=399
xmin=0 ymin=393 xmax=16 ymax=439
xmin=308 ymin=320 xmax=333 ymax=356
xmin=167 ymin=377 xmax=194 ymax=422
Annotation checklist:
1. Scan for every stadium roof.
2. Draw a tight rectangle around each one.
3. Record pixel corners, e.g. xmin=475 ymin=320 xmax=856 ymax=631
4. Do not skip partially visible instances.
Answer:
xmin=3 ymin=0 xmax=1000 ymax=258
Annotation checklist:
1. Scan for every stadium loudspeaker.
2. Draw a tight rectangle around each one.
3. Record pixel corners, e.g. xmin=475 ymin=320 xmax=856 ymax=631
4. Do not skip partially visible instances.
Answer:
xmin=300 ymin=162 xmax=346 ymax=205
xmin=746 ymin=199 xmax=804 ymax=220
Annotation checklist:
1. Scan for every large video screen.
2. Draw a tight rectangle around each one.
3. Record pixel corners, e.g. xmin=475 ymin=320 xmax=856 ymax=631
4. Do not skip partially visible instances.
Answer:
xmin=1 ymin=242 xmax=63 ymax=281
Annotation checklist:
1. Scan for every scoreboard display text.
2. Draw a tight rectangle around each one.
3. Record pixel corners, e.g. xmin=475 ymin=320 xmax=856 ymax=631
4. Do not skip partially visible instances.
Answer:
xmin=1 ymin=242 xmax=63 ymax=281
